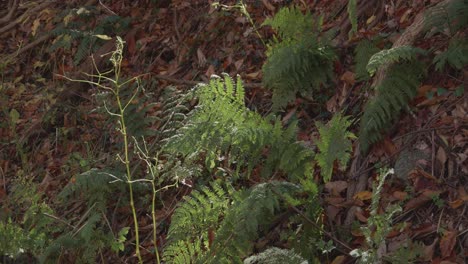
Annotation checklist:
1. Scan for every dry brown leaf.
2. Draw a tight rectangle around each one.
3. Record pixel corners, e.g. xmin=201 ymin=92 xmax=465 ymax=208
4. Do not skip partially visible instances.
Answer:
xmin=418 ymin=85 xmax=433 ymax=97
xmin=325 ymin=197 xmax=346 ymax=206
xmin=261 ymin=0 xmax=275 ymax=11
xmin=440 ymin=230 xmax=457 ymax=258
xmin=245 ymin=71 xmax=261 ymax=79
xmin=436 ymin=146 xmax=447 ymax=166
xmin=404 ymin=190 xmax=441 ymax=211
xmin=392 ymin=191 xmax=408 ymax=201
xmin=326 ymin=205 xmax=341 ymax=222
xmin=458 ymin=186 xmax=468 ymax=201
xmin=340 ymin=71 xmax=355 ymax=85
xmin=354 ymin=191 xmax=373 ymax=201
xmin=355 ymin=209 xmax=368 ymax=222
xmin=234 ymin=59 xmax=244 ymax=71
xmin=448 ymin=199 xmax=464 ymax=209
xmin=325 ymin=181 xmax=348 ymax=195
xmin=331 ymin=255 xmax=346 ymax=264
xmin=197 ymin=48 xmax=207 ymax=67
xmin=205 ymin=65 xmax=215 ymax=78
xmin=421 ymin=238 xmax=438 ymax=262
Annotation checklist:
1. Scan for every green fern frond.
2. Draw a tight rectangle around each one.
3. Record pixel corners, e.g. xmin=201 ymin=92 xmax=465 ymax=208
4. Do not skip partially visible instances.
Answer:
xmin=354 ymin=39 xmax=380 ymax=80
xmin=262 ymin=7 xmax=335 ymax=109
xmin=366 ymin=46 xmax=426 ymax=76
xmin=315 ymin=114 xmax=355 ymax=182
xmin=58 ymin=168 xmax=126 ymax=209
xmin=165 ymin=74 xmax=314 ymax=180
xmin=166 ymin=181 xmax=234 ymax=245
xmin=262 ymin=7 xmax=314 ymax=40
xmin=263 ymin=38 xmax=335 ymax=109
xmin=433 ymin=37 xmax=468 ymax=71
xmin=206 ymin=182 xmax=301 ymax=263
xmin=423 ymin=0 xmax=468 ymax=37
xmin=163 ymin=182 xmax=301 ymax=264
xmin=359 ymin=62 xmax=426 ymax=153
xmin=244 ymin=247 xmax=308 ymax=264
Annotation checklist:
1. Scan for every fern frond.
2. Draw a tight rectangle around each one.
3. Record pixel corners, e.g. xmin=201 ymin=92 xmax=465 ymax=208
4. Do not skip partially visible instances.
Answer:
xmin=263 ymin=38 xmax=335 ymax=109
xmin=165 ymin=74 xmax=314 ymax=180
xmin=262 ymin=7 xmax=314 ymax=40
xmin=366 ymin=46 xmax=426 ymax=76
xmin=244 ymin=247 xmax=308 ymax=264
xmin=423 ymin=0 xmax=468 ymax=36
xmin=58 ymin=168 xmax=126 ymax=209
xmin=433 ymin=37 xmax=468 ymax=71
xmin=262 ymin=6 xmax=335 ymax=109
xmin=206 ymin=182 xmax=301 ymax=263
xmin=315 ymin=114 xmax=355 ymax=182
xmin=359 ymin=62 xmax=425 ymax=153
xmin=354 ymin=39 xmax=380 ymax=81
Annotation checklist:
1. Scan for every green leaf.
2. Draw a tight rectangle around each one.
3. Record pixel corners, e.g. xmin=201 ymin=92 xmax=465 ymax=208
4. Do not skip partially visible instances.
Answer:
xmin=10 ymin=109 xmax=20 ymax=124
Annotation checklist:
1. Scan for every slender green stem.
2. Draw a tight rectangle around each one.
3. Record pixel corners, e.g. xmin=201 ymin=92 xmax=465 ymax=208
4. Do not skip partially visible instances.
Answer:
xmin=151 ymin=181 xmax=160 ymax=264
xmin=116 ymin=88 xmax=142 ymax=264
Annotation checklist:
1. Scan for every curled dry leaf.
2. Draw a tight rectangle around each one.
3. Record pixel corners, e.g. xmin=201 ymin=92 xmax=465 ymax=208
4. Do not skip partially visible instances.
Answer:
xmin=439 ymin=230 xmax=457 ymax=258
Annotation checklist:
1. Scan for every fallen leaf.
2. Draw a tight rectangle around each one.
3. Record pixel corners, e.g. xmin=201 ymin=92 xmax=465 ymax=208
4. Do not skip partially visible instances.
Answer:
xmin=417 ymin=85 xmax=433 ymax=97
xmin=392 ymin=191 xmax=408 ymax=201
xmin=325 ymin=181 xmax=348 ymax=195
xmin=404 ymin=190 xmax=441 ymax=211
xmin=355 ymin=209 xmax=368 ymax=222
xmin=436 ymin=146 xmax=447 ymax=166
xmin=439 ymin=230 xmax=457 ymax=258
xmin=340 ymin=71 xmax=355 ymax=85
xmin=448 ymin=199 xmax=463 ymax=209
xmin=354 ymin=191 xmax=373 ymax=201
xmin=205 ymin=65 xmax=215 ymax=78
xmin=458 ymin=186 xmax=468 ymax=201
xmin=366 ymin=15 xmax=376 ymax=25
xmin=197 ymin=48 xmax=207 ymax=67
xmin=245 ymin=71 xmax=261 ymax=79
xmin=421 ymin=238 xmax=438 ymax=261
xmin=331 ymin=255 xmax=346 ymax=264
xmin=326 ymin=205 xmax=341 ymax=222
xmin=261 ymin=0 xmax=275 ymax=11
xmin=234 ymin=59 xmax=244 ymax=71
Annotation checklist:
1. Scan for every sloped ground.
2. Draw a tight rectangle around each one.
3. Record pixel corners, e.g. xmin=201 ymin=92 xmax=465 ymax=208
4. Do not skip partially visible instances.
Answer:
xmin=0 ymin=0 xmax=466 ymax=263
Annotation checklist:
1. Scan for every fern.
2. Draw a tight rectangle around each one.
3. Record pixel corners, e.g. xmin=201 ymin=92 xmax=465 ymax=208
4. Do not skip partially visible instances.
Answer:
xmin=315 ymin=114 xmax=355 ymax=182
xmin=244 ymin=247 xmax=308 ymax=264
xmin=58 ymin=168 xmax=126 ymax=209
xmin=165 ymin=74 xmax=314 ymax=181
xmin=366 ymin=46 xmax=426 ymax=76
xmin=359 ymin=62 xmax=426 ymax=153
xmin=433 ymin=37 xmax=468 ymax=71
xmin=354 ymin=39 xmax=380 ymax=81
xmin=262 ymin=6 xmax=314 ymax=40
xmin=164 ymin=181 xmax=302 ymax=264
xmin=423 ymin=0 xmax=468 ymax=37
xmin=262 ymin=7 xmax=335 ymax=109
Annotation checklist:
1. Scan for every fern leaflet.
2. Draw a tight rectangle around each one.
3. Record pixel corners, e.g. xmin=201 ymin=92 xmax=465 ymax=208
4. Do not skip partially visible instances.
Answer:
xmin=366 ymin=46 xmax=426 ymax=76
xmin=315 ymin=114 xmax=355 ymax=182
xmin=359 ymin=62 xmax=426 ymax=153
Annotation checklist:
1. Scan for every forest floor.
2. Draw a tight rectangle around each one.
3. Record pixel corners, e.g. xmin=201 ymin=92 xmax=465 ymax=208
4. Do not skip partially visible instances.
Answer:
xmin=0 ymin=0 xmax=467 ymax=263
